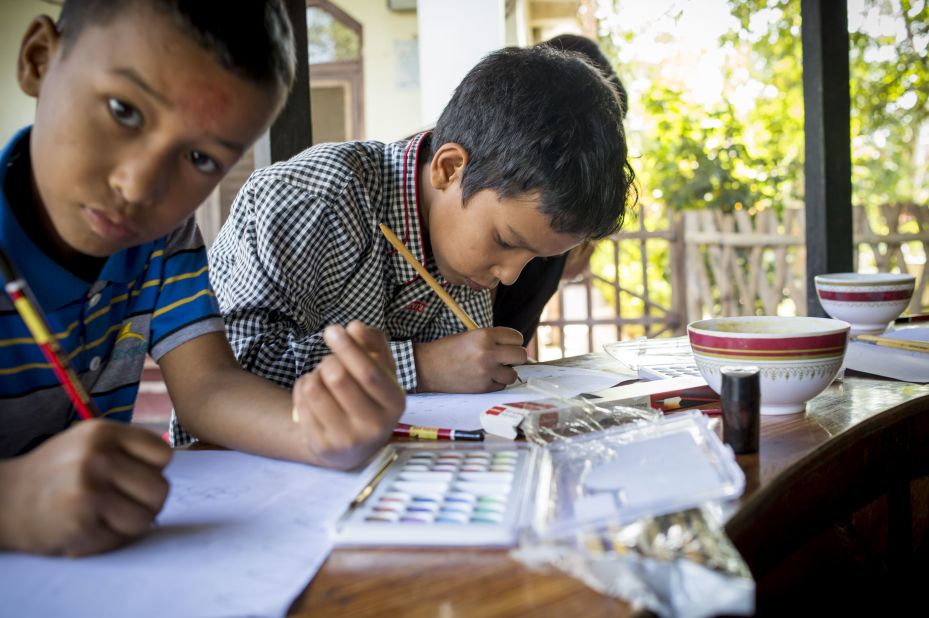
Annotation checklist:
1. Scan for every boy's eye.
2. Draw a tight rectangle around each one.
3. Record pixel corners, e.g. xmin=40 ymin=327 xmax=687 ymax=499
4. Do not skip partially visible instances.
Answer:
xmin=187 ymin=151 xmax=220 ymax=174
xmin=108 ymin=98 xmax=143 ymax=128
xmin=495 ymin=234 xmax=514 ymax=250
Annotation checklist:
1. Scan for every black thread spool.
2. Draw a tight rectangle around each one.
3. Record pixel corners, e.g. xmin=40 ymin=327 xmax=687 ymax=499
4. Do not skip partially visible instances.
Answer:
xmin=720 ymin=366 xmax=760 ymax=454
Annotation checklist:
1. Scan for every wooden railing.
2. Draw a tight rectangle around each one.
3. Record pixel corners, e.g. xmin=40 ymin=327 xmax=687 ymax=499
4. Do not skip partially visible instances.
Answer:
xmin=535 ymin=204 xmax=929 ymax=359
xmin=533 ymin=203 xmax=685 ymax=360
xmin=682 ymin=208 xmax=806 ymax=320
xmin=854 ymin=202 xmax=929 ymax=313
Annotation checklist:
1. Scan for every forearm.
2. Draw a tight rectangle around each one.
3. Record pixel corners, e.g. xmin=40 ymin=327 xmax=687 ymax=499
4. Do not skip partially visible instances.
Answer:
xmin=172 ymin=365 xmax=317 ymax=464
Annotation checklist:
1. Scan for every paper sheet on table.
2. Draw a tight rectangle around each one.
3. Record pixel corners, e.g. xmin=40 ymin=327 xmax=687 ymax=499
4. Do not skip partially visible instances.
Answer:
xmin=0 ymin=450 xmax=362 ymax=618
xmin=399 ymin=364 xmax=621 ymax=430
xmin=845 ymin=326 xmax=929 ymax=383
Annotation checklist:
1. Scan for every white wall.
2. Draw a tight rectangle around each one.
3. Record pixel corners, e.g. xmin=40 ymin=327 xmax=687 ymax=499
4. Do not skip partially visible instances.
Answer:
xmin=417 ymin=0 xmax=506 ymax=127
xmin=0 ymin=2 xmax=61 ymax=145
xmin=344 ymin=0 xmax=423 ymax=142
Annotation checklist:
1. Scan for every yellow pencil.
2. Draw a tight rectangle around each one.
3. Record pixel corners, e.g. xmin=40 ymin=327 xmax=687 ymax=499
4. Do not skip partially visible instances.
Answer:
xmin=378 ymin=223 xmax=479 ymax=331
xmin=853 ymin=334 xmax=929 ymax=354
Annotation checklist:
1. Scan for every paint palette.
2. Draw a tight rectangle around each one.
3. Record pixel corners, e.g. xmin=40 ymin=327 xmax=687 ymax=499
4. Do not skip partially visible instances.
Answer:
xmin=335 ymin=443 xmax=539 ymax=547
xmin=335 ymin=413 xmax=744 ymax=547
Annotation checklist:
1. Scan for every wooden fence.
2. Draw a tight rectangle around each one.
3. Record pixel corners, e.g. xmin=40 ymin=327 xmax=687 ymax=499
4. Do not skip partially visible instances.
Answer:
xmin=534 ymin=203 xmax=929 ymax=359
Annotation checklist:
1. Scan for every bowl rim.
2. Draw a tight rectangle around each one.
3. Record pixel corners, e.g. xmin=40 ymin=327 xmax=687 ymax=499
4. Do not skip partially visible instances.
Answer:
xmin=814 ymin=272 xmax=915 ymax=286
xmin=687 ymin=315 xmax=851 ymax=338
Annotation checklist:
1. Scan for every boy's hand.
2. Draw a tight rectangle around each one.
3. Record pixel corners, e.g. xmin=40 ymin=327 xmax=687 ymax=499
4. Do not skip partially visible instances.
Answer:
xmin=292 ymin=321 xmax=405 ymax=470
xmin=413 ymin=327 xmax=528 ymax=393
xmin=0 ymin=421 xmax=171 ymax=557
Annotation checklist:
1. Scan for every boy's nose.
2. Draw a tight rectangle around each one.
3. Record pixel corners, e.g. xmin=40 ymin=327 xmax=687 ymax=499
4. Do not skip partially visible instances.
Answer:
xmin=110 ymin=149 xmax=169 ymax=208
xmin=493 ymin=258 xmax=531 ymax=287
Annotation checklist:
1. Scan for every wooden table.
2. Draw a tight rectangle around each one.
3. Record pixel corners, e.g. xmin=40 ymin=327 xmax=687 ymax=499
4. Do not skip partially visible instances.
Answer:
xmin=289 ymin=355 xmax=929 ymax=617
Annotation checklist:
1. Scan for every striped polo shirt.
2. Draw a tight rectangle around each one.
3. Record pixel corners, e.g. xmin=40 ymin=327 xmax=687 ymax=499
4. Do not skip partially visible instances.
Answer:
xmin=0 ymin=128 xmax=225 ymax=456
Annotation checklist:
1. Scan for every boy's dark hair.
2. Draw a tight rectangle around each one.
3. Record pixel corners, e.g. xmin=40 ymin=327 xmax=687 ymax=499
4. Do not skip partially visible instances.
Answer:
xmin=432 ymin=46 xmax=635 ymax=239
xmin=56 ymin=0 xmax=295 ymax=92
xmin=539 ymin=34 xmax=628 ymax=118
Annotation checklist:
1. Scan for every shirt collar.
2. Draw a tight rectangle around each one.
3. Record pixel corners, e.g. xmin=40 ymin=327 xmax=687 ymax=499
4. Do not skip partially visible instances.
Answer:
xmin=0 ymin=127 xmax=153 ymax=311
xmin=382 ymin=131 xmax=439 ymax=286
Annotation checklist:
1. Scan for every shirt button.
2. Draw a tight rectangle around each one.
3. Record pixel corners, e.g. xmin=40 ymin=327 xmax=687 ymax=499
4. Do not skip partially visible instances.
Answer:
xmin=88 ymin=293 xmax=102 ymax=308
xmin=89 ymin=356 xmax=102 ymax=372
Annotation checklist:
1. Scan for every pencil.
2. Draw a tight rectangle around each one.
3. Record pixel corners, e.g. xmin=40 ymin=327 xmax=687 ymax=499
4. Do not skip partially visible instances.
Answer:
xmin=378 ymin=223 xmax=479 ymax=331
xmin=0 ymin=248 xmax=98 ymax=420
xmin=853 ymin=334 xmax=929 ymax=354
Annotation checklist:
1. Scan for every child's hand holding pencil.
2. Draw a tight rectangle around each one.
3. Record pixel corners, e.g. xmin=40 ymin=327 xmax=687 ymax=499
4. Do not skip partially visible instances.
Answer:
xmin=412 ymin=328 xmax=527 ymax=392
xmin=0 ymin=420 xmax=171 ymax=556
xmin=378 ymin=223 xmax=528 ymax=393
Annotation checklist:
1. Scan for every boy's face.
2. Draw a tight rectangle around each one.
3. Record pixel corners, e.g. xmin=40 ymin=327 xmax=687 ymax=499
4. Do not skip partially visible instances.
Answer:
xmin=424 ymin=146 xmax=584 ymax=290
xmin=18 ymin=7 xmax=281 ymax=258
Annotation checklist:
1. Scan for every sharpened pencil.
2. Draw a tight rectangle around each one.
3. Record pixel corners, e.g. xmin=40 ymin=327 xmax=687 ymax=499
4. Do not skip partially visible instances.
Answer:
xmin=0 ymin=247 xmax=98 ymax=420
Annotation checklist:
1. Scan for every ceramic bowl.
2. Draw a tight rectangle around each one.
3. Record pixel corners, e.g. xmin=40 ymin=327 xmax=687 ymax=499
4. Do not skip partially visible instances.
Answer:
xmin=687 ymin=316 xmax=850 ymax=415
xmin=814 ymin=272 xmax=915 ymax=335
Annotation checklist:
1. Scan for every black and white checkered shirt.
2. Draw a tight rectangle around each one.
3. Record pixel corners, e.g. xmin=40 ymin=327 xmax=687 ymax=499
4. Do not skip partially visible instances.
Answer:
xmin=208 ymin=132 xmax=493 ymax=392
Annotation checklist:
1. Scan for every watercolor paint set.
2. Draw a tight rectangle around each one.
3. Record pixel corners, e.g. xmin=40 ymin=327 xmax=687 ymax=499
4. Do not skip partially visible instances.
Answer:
xmin=334 ymin=442 xmax=539 ymax=546
xmin=334 ymin=411 xmax=744 ymax=548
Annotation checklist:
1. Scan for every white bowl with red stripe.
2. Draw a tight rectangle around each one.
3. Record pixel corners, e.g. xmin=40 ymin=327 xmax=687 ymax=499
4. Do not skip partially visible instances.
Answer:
xmin=814 ymin=272 xmax=915 ymax=335
xmin=688 ymin=316 xmax=850 ymax=415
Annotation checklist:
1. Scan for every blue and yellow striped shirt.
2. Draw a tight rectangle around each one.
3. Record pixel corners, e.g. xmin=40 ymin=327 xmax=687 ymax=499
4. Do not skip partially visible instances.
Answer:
xmin=0 ymin=128 xmax=224 ymax=456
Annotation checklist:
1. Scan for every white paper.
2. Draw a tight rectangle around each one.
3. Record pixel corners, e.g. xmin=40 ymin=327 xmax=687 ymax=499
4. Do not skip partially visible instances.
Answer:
xmin=0 ymin=450 xmax=363 ymax=618
xmin=399 ymin=364 xmax=621 ymax=430
xmin=845 ymin=326 xmax=929 ymax=383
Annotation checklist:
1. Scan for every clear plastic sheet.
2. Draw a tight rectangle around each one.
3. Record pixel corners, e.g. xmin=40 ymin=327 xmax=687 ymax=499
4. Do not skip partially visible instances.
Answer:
xmin=603 ymin=335 xmax=695 ymax=371
xmin=518 ymin=377 xmax=660 ymax=444
xmin=513 ymin=505 xmax=754 ymax=618
xmin=512 ymin=388 xmax=754 ymax=617
xmin=526 ymin=411 xmax=744 ymax=538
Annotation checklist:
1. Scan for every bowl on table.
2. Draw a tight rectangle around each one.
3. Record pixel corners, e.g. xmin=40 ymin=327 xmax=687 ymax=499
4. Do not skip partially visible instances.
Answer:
xmin=814 ymin=272 xmax=915 ymax=335
xmin=687 ymin=316 xmax=850 ymax=415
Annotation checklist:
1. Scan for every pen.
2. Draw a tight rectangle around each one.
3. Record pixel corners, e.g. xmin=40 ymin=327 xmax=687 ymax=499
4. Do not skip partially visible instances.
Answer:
xmin=393 ymin=423 xmax=485 ymax=441
xmin=852 ymin=334 xmax=929 ymax=354
xmin=0 ymin=247 xmax=98 ymax=420
xmin=378 ymin=223 xmax=479 ymax=331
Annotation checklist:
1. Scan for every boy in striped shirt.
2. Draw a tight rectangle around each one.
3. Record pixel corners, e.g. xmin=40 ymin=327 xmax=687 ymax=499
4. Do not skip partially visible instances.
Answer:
xmin=0 ymin=0 xmax=404 ymax=557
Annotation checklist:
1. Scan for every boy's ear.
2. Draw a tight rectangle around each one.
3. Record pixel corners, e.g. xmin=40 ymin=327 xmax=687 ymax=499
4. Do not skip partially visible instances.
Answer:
xmin=18 ymin=16 xmax=60 ymax=98
xmin=429 ymin=143 xmax=469 ymax=191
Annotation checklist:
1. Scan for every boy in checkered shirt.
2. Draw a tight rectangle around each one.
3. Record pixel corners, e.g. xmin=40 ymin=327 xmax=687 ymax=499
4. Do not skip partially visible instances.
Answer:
xmin=206 ymin=46 xmax=635 ymax=398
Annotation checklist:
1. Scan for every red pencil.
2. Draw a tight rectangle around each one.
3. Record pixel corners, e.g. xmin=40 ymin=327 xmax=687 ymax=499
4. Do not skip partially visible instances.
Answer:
xmin=0 ymin=249 xmax=97 ymax=420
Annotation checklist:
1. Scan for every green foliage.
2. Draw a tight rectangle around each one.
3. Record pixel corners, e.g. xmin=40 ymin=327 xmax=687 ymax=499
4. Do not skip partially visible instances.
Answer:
xmin=579 ymin=0 xmax=928 ymax=337
xmin=723 ymin=0 xmax=929 ymax=210
xmin=602 ymin=0 xmax=928 ymax=213
xmin=307 ymin=6 xmax=360 ymax=64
